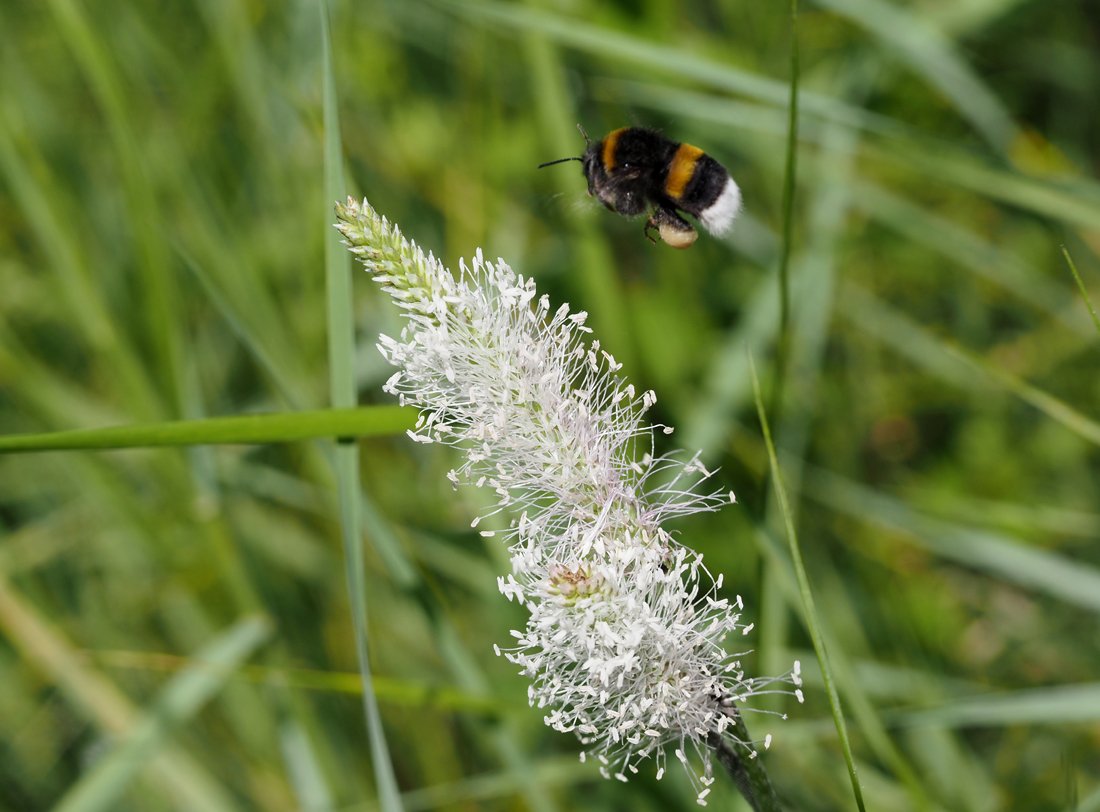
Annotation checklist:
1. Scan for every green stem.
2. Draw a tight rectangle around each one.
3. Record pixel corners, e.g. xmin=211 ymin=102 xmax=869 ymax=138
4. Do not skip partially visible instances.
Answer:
xmin=709 ymin=709 xmax=784 ymax=812
xmin=772 ymin=0 xmax=801 ymax=421
xmin=1062 ymin=246 xmax=1100 ymax=336
xmin=750 ymin=354 xmax=867 ymax=811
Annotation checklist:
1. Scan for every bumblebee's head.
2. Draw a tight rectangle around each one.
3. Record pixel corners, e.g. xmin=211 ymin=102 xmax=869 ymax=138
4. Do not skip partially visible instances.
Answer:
xmin=581 ymin=143 xmax=604 ymax=198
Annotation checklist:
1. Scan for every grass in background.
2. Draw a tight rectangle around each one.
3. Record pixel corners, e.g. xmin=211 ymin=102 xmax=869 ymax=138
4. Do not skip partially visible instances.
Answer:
xmin=1 ymin=0 xmax=1099 ymax=810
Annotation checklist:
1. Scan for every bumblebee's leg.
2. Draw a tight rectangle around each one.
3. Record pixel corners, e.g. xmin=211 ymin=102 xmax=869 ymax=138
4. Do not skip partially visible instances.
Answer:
xmin=648 ymin=206 xmax=698 ymax=249
xmin=644 ymin=211 xmax=661 ymax=244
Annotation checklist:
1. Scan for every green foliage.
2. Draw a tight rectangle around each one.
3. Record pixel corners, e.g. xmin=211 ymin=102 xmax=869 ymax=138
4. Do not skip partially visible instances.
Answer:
xmin=0 ymin=0 xmax=1098 ymax=810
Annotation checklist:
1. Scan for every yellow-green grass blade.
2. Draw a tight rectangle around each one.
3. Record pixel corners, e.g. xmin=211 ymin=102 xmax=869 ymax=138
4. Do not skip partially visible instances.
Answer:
xmin=894 ymin=683 xmax=1100 ymax=728
xmin=0 ymin=576 xmax=243 ymax=812
xmin=0 ymin=96 xmax=160 ymax=421
xmin=343 ymin=757 xmax=587 ymax=812
xmin=841 ymin=285 xmax=1100 ymax=447
xmin=46 ymin=0 xmax=184 ymax=410
xmin=521 ymin=15 xmax=636 ymax=374
xmin=869 ymin=139 xmax=1100 ymax=232
xmin=52 ymin=616 xmax=272 ymax=812
xmin=440 ymin=0 xmax=882 ymax=132
xmin=851 ymin=183 xmax=1086 ymax=334
xmin=804 ymin=466 xmax=1100 ymax=614
xmin=772 ymin=0 xmax=801 ymax=421
xmin=174 ymin=248 xmax=302 ymax=409
xmin=943 ymin=343 xmax=1100 ymax=447
xmin=1062 ymin=248 xmax=1100 ymax=336
xmin=682 ymin=269 xmax=785 ymax=455
xmin=813 ymin=0 xmax=1019 ymax=152
xmin=760 ymin=117 xmax=852 ymax=708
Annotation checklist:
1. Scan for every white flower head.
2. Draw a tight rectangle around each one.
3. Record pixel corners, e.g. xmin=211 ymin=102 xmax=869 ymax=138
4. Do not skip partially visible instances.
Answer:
xmin=336 ymin=198 xmax=799 ymax=802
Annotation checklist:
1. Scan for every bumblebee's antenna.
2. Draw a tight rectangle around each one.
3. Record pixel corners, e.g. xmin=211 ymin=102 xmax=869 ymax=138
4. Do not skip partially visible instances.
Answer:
xmin=537 ymin=124 xmax=590 ymax=168
xmin=537 ymin=156 xmax=583 ymax=169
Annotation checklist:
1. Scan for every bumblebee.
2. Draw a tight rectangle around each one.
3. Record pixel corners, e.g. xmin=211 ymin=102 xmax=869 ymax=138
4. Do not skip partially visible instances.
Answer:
xmin=539 ymin=126 xmax=742 ymax=248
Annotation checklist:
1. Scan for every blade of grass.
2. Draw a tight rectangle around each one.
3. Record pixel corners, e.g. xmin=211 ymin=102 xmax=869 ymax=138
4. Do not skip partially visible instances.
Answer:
xmin=344 ymin=757 xmax=586 ymax=812
xmin=91 ymin=649 xmax=504 ymax=714
xmin=47 ymin=0 xmax=183 ymax=410
xmin=813 ymin=0 xmax=1018 ymax=152
xmin=522 ymin=5 xmax=635 ymax=375
xmin=894 ymin=683 xmax=1100 ymax=728
xmin=852 ymin=183 xmax=1086 ymax=334
xmin=0 ymin=406 xmax=414 ymax=453
xmin=941 ymin=343 xmax=1100 ymax=447
xmin=440 ymin=0 xmax=884 ymax=133
xmin=753 ymin=521 xmax=932 ymax=807
xmin=841 ymin=283 xmax=1100 ymax=447
xmin=771 ymin=0 xmax=800 ymax=423
xmin=1075 ymin=785 xmax=1100 ymax=812
xmin=682 ymin=269 xmax=781 ymax=454
xmin=0 ymin=575 xmax=243 ymax=812
xmin=279 ymin=716 xmax=335 ymax=812
xmin=320 ymin=5 xmax=403 ymax=811
xmin=803 ymin=465 xmax=1100 ymax=614
xmin=53 ymin=616 xmax=272 ymax=812
xmin=0 ymin=99 xmax=160 ymax=421
xmin=749 ymin=353 xmax=867 ymax=812
xmin=929 ymin=0 xmax=1033 ymax=36
xmin=1062 ymin=247 xmax=1100 ymax=336
xmin=870 ymin=139 xmax=1100 ymax=232
xmin=174 ymin=248 xmax=301 ymax=409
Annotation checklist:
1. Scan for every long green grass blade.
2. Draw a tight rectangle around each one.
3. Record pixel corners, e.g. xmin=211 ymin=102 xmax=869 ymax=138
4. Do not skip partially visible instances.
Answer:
xmin=873 ymin=140 xmax=1100 ymax=231
xmin=88 ymin=649 xmax=505 ymax=714
xmin=804 ymin=467 xmax=1100 ymax=613
xmin=345 ymin=757 xmax=586 ymax=812
xmin=1062 ymin=247 xmax=1100 ymax=336
xmin=0 ymin=407 xmax=414 ymax=453
xmin=320 ymin=4 xmax=403 ymax=811
xmin=521 ymin=15 xmax=635 ymax=374
xmin=853 ymin=183 xmax=1082 ymax=333
xmin=441 ymin=0 xmax=878 ymax=130
xmin=896 ymin=683 xmax=1100 ymax=728
xmin=942 ymin=343 xmax=1100 ymax=447
xmin=772 ymin=0 xmax=800 ymax=420
xmin=814 ymin=0 xmax=1018 ymax=151
xmin=749 ymin=354 xmax=867 ymax=812
xmin=0 ymin=576 xmax=243 ymax=812
xmin=841 ymin=284 xmax=1100 ymax=446
xmin=47 ymin=0 xmax=183 ymax=410
xmin=52 ymin=616 xmax=272 ymax=812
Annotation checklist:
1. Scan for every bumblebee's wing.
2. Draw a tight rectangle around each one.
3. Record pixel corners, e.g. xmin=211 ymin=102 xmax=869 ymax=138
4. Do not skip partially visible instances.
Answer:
xmin=594 ymin=163 xmax=661 ymax=217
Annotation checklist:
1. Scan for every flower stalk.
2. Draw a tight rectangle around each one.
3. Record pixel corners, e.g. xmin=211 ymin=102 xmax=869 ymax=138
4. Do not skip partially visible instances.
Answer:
xmin=335 ymin=197 xmax=800 ymax=807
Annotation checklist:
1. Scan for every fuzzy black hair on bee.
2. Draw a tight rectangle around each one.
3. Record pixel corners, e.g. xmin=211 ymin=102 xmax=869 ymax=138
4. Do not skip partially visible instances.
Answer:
xmin=539 ymin=125 xmax=741 ymax=249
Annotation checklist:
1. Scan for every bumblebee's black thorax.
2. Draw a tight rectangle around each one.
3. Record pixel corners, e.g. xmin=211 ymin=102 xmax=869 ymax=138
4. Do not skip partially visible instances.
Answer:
xmin=582 ymin=127 xmax=680 ymax=217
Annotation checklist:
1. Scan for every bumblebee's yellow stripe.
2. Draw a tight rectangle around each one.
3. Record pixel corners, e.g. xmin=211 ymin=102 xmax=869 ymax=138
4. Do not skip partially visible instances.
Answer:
xmin=664 ymin=143 xmax=705 ymax=200
xmin=601 ymin=128 xmax=627 ymax=171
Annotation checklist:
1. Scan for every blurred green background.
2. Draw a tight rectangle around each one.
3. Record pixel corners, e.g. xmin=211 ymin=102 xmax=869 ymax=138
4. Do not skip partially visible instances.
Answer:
xmin=1 ymin=0 xmax=1099 ymax=810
